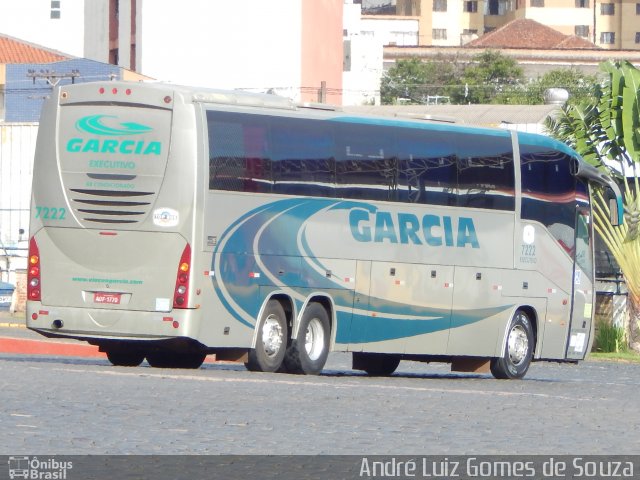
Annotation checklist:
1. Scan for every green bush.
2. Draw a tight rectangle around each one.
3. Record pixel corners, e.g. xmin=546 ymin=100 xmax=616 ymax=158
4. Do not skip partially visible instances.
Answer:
xmin=595 ymin=322 xmax=628 ymax=353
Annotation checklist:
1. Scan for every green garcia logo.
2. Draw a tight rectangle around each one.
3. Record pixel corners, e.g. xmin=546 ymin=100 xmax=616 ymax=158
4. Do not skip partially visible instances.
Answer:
xmin=66 ymin=114 xmax=161 ymax=155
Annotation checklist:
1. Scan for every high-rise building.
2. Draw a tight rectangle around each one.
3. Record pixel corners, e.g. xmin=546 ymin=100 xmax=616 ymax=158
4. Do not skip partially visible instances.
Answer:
xmin=394 ymin=0 xmax=640 ymax=49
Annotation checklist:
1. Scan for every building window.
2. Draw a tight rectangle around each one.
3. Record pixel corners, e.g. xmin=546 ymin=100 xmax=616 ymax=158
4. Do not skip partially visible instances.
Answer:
xmin=530 ymin=0 xmax=544 ymax=6
xmin=50 ymin=0 xmax=61 ymax=18
xmin=600 ymin=31 xmax=615 ymax=44
xmin=432 ymin=28 xmax=447 ymax=40
xmin=636 ymin=32 xmax=640 ymax=43
xmin=575 ymin=25 xmax=589 ymax=37
xmin=601 ymin=3 xmax=615 ymax=14
xmin=575 ymin=0 xmax=589 ymax=7
xmin=464 ymin=1 xmax=478 ymax=12
xmin=463 ymin=29 xmax=478 ymax=35
xmin=433 ymin=0 xmax=447 ymax=11
xmin=637 ymin=2 xmax=640 ymax=14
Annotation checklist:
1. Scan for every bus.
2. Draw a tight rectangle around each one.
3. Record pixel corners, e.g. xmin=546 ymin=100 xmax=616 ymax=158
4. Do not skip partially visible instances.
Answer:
xmin=26 ymin=81 xmax=622 ymax=379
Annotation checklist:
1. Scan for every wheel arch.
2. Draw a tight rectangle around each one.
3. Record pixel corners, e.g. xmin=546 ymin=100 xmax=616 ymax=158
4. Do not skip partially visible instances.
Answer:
xmin=293 ymin=293 xmax=335 ymax=347
xmin=497 ymin=305 xmax=539 ymax=358
xmin=250 ymin=291 xmax=296 ymax=349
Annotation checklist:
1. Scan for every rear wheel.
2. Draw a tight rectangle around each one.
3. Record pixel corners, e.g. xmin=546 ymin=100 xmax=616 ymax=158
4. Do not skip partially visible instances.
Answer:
xmin=146 ymin=352 xmax=206 ymax=369
xmin=491 ymin=309 xmax=534 ymax=379
xmin=106 ymin=350 xmax=145 ymax=367
xmin=284 ymin=302 xmax=330 ymax=375
xmin=246 ymin=299 xmax=288 ymax=373
xmin=353 ymin=352 xmax=401 ymax=376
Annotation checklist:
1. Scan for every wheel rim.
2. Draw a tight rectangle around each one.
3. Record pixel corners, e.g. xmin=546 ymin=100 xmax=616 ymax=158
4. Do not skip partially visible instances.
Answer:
xmin=507 ymin=323 xmax=529 ymax=366
xmin=261 ymin=315 xmax=284 ymax=358
xmin=304 ymin=317 xmax=325 ymax=361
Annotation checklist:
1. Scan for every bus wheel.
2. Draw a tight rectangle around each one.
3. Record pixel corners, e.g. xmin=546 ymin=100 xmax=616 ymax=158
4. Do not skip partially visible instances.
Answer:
xmin=106 ymin=350 xmax=145 ymax=367
xmin=284 ymin=302 xmax=330 ymax=375
xmin=353 ymin=352 xmax=401 ymax=376
xmin=491 ymin=310 xmax=534 ymax=380
xmin=246 ymin=299 xmax=288 ymax=373
xmin=146 ymin=352 xmax=206 ymax=369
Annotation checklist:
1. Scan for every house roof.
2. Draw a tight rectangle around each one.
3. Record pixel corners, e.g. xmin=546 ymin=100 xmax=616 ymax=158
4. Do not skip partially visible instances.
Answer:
xmin=466 ymin=19 xmax=598 ymax=50
xmin=0 ymin=33 xmax=71 ymax=64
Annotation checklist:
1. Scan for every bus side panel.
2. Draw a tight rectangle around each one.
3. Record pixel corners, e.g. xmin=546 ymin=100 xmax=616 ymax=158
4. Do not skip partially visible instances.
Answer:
xmin=447 ymin=267 xmax=513 ymax=357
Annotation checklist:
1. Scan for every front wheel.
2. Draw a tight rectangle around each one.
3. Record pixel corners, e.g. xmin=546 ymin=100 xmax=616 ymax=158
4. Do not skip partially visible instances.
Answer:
xmin=284 ymin=302 xmax=330 ymax=375
xmin=246 ymin=299 xmax=288 ymax=373
xmin=491 ymin=310 xmax=534 ymax=379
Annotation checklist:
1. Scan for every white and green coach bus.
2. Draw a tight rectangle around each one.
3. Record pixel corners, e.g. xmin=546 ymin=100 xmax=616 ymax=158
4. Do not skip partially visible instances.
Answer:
xmin=26 ymin=81 xmax=622 ymax=379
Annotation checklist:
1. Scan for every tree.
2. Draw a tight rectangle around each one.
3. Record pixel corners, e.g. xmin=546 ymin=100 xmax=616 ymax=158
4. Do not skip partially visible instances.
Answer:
xmin=544 ymin=60 xmax=640 ymax=352
xmin=380 ymin=57 xmax=457 ymax=105
xmin=493 ymin=68 xmax=600 ymax=105
xmin=450 ymin=50 xmax=524 ymax=104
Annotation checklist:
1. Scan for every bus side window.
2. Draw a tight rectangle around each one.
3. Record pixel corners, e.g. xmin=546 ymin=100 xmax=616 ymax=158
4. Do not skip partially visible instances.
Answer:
xmin=456 ymin=133 xmax=515 ymax=211
xmin=396 ymin=129 xmax=457 ymax=206
xmin=521 ymin=146 xmax=577 ymax=253
xmin=207 ymin=111 xmax=272 ymax=194
xmin=334 ymin=124 xmax=398 ymax=202
xmin=269 ymin=117 xmax=335 ymax=198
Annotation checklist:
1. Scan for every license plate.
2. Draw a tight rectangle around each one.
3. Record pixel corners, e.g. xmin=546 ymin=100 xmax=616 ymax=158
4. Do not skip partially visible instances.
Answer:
xmin=94 ymin=292 xmax=122 ymax=305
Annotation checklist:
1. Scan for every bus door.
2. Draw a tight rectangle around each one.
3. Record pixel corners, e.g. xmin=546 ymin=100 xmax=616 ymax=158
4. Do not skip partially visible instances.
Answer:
xmin=566 ymin=204 xmax=594 ymax=360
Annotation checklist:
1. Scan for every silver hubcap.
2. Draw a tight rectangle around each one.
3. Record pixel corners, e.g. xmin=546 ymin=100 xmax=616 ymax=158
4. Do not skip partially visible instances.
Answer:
xmin=304 ymin=318 xmax=325 ymax=361
xmin=507 ymin=323 xmax=529 ymax=366
xmin=261 ymin=315 xmax=283 ymax=358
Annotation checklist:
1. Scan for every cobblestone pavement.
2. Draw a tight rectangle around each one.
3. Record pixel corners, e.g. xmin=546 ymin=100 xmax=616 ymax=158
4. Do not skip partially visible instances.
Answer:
xmin=1 ymin=344 xmax=639 ymax=456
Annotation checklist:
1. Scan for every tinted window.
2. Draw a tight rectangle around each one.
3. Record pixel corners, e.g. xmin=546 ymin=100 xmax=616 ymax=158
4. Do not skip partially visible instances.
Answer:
xmin=456 ymin=133 xmax=515 ymax=210
xmin=396 ymin=129 xmax=457 ymax=205
xmin=521 ymin=144 xmax=576 ymax=252
xmin=208 ymin=112 xmax=273 ymax=193
xmin=334 ymin=124 xmax=398 ymax=201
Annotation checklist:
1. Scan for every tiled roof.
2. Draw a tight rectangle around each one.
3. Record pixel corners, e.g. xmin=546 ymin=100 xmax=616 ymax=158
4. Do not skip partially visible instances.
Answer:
xmin=466 ymin=19 xmax=599 ymax=50
xmin=0 ymin=34 xmax=71 ymax=64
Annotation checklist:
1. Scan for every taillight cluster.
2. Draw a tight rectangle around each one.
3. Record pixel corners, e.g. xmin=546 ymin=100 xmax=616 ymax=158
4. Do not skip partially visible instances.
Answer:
xmin=28 ymin=237 xmax=41 ymax=301
xmin=173 ymin=244 xmax=191 ymax=309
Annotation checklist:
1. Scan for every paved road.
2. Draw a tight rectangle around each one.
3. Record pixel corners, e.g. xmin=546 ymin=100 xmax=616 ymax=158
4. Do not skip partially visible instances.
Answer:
xmin=1 ymin=341 xmax=639 ymax=456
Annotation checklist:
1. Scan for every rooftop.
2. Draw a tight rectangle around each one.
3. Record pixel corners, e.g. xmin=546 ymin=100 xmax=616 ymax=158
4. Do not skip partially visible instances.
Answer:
xmin=0 ymin=33 xmax=71 ymax=64
xmin=466 ymin=19 xmax=598 ymax=50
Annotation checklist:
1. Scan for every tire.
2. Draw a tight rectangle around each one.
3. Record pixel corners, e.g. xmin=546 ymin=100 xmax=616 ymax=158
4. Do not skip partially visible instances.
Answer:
xmin=491 ymin=309 xmax=534 ymax=379
xmin=353 ymin=352 xmax=401 ymax=376
xmin=106 ymin=350 xmax=145 ymax=367
xmin=146 ymin=352 xmax=206 ymax=369
xmin=246 ymin=299 xmax=288 ymax=373
xmin=284 ymin=302 xmax=330 ymax=375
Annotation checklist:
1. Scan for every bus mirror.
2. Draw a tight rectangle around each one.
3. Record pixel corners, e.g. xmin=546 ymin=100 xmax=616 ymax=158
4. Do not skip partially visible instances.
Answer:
xmin=609 ymin=198 xmax=621 ymax=226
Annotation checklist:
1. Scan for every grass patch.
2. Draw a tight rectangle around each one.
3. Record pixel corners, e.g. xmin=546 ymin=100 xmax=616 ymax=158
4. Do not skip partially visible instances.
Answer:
xmin=588 ymin=351 xmax=640 ymax=363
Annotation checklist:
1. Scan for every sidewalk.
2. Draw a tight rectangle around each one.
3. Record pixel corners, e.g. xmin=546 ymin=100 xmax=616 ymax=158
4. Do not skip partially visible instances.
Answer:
xmin=0 ymin=310 xmax=105 ymax=358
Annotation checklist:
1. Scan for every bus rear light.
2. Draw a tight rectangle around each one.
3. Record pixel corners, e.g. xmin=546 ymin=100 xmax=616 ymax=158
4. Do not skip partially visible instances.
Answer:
xmin=27 ymin=237 xmax=41 ymax=302
xmin=173 ymin=244 xmax=191 ymax=309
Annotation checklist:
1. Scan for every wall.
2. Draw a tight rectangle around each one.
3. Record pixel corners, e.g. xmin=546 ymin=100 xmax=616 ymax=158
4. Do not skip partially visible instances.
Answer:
xmin=301 ymin=0 xmax=343 ymax=104
xmin=0 ymin=123 xmax=36 ymax=290
xmin=5 ymin=59 xmax=120 ymax=122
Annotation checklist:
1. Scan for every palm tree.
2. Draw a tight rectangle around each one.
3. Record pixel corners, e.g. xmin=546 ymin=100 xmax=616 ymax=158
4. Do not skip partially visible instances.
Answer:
xmin=544 ymin=60 xmax=640 ymax=352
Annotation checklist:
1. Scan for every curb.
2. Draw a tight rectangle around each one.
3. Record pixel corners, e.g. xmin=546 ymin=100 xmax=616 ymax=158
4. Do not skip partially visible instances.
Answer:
xmin=0 ymin=336 xmax=218 ymax=364
xmin=0 ymin=336 xmax=105 ymax=358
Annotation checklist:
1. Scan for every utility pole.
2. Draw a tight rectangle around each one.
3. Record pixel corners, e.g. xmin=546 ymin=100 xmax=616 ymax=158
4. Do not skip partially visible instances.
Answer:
xmin=26 ymin=69 xmax=80 ymax=87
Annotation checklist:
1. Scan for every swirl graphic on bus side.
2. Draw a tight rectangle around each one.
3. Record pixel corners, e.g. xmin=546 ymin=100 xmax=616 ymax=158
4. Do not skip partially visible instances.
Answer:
xmin=212 ymin=198 xmax=512 ymax=344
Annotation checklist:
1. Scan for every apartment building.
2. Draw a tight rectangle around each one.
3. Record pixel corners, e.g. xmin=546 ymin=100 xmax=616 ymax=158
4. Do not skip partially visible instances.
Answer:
xmin=393 ymin=0 xmax=640 ymax=49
